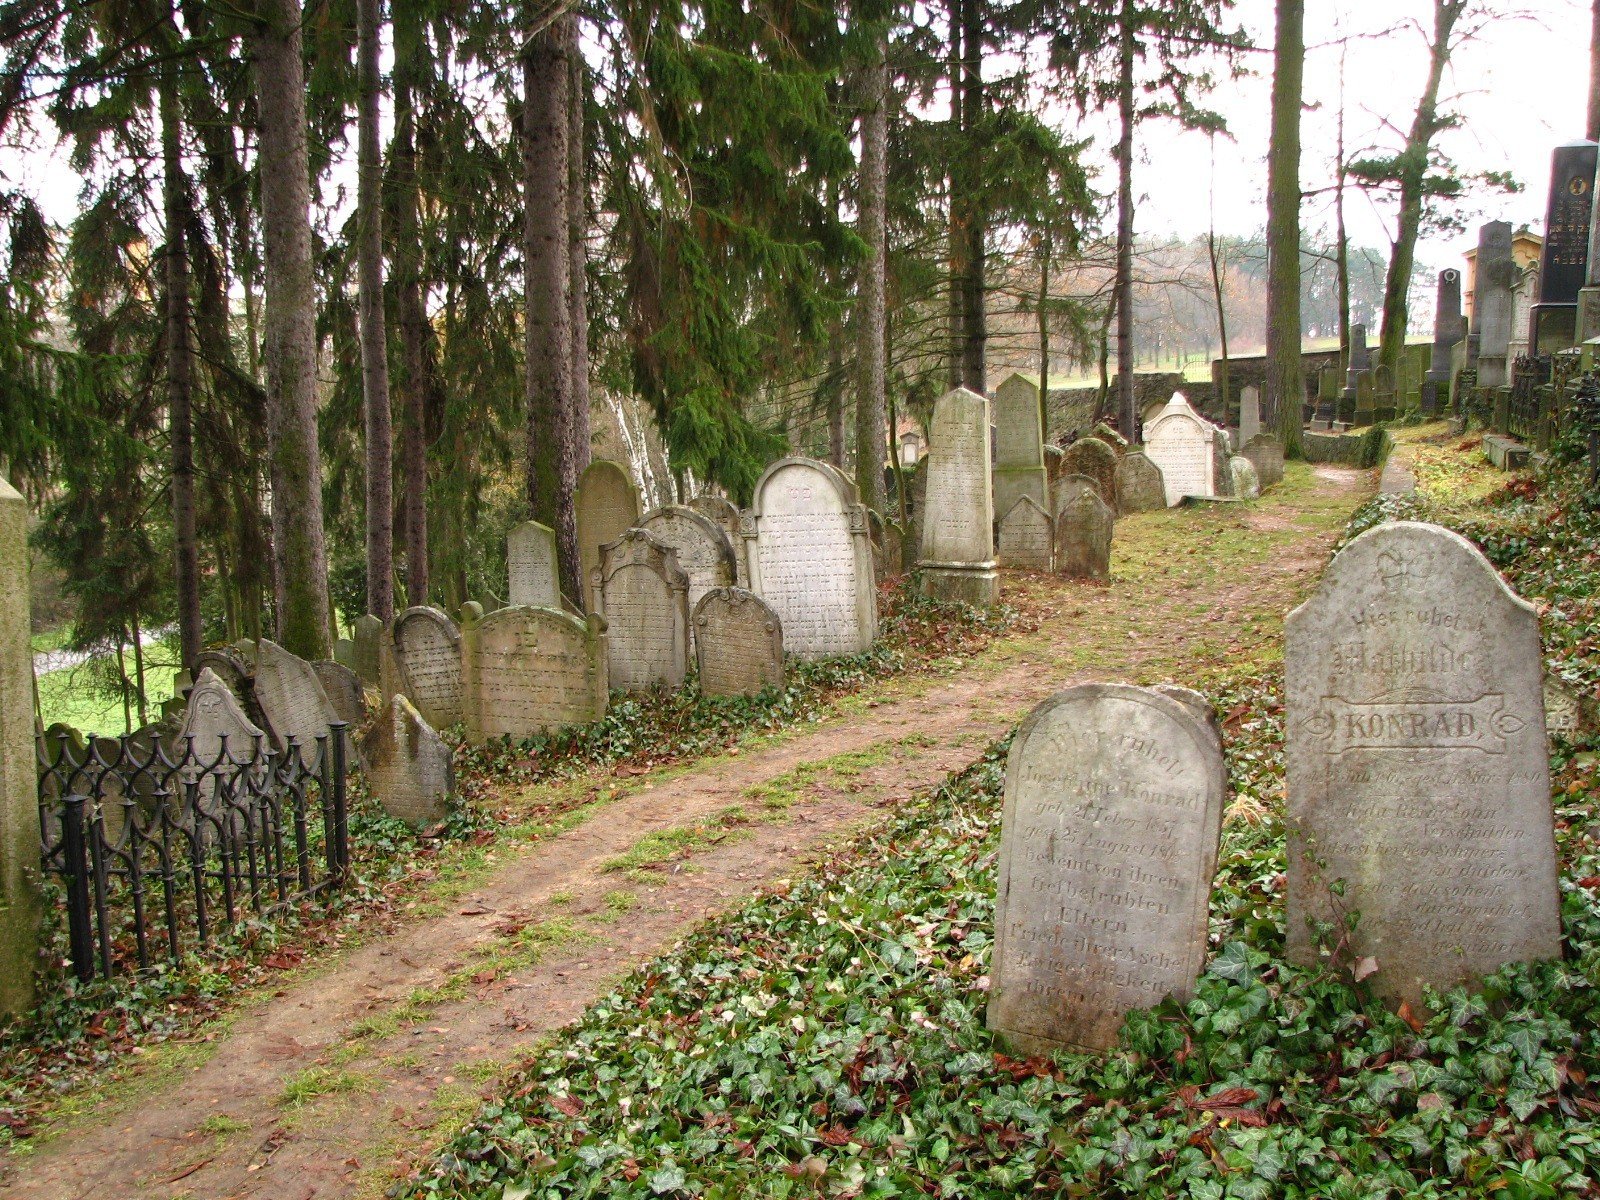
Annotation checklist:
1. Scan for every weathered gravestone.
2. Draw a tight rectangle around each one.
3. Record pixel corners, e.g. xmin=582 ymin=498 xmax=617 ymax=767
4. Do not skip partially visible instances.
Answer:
xmin=594 ymin=529 xmax=691 ymax=691
xmin=1052 ymin=473 xmax=1099 ymax=516
xmin=1228 ymin=455 xmax=1260 ymax=501
xmin=1285 ymin=521 xmax=1562 ymax=1008
xmin=1054 ymin=489 xmax=1114 ymax=580
xmin=991 ymin=374 xmax=1049 ymax=524
xmin=1113 ymin=451 xmax=1167 ymax=514
xmin=694 ymin=587 xmax=784 ymax=697
xmin=1144 ymin=393 xmax=1217 ymax=505
xmin=178 ymin=667 xmax=270 ymax=821
xmin=507 ymin=520 xmax=560 ymax=608
xmin=352 ymin=614 xmax=384 ymax=686
xmin=743 ymin=457 xmax=878 ymax=659
xmin=881 ymin=518 xmax=908 ymax=577
xmin=1474 ymin=222 xmax=1515 ymax=388
xmin=313 ymin=660 xmax=367 ymax=732
xmin=1058 ymin=437 xmax=1117 ymax=511
xmin=987 ymin=683 xmax=1225 ymax=1054
xmin=997 ymin=497 xmax=1053 ymax=571
xmin=1238 ymin=384 xmax=1261 ymax=446
xmin=1091 ymin=422 xmax=1130 ymax=455
xmin=361 ymin=695 xmax=454 ymax=826
xmin=191 ymin=648 xmax=271 ymax=732
xmin=687 ymin=495 xmax=746 ymax=585
xmin=0 ymin=477 xmax=39 ymax=1014
xmin=577 ymin=460 xmax=641 ymax=611
xmin=237 ymin=638 xmax=337 ymax=767
xmin=917 ymin=388 xmax=999 ymax=605
xmin=637 ymin=505 xmax=738 ymax=623
xmin=391 ymin=607 xmax=464 ymax=730
xmin=1211 ymin=427 xmax=1234 ymax=496
xmin=1240 ymin=433 xmax=1284 ymax=489
xmin=460 ymin=604 xmax=607 ymax=743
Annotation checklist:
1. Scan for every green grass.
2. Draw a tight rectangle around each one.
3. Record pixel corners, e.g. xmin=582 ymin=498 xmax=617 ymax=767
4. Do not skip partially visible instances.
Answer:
xmin=276 ymin=1066 xmax=371 ymax=1109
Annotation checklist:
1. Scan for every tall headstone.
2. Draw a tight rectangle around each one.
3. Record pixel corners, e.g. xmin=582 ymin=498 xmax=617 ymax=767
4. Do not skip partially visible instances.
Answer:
xmin=687 ymin=495 xmax=746 ymax=585
xmin=917 ymin=388 xmax=999 ymax=605
xmin=1113 ymin=451 xmax=1167 ymax=514
xmin=1423 ymin=268 xmax=1465 ymax=415
xmin=1053 ymin=489 xmax=1114 ymax=580
xmin=991 ymin=374 xmax=1049 ymax=524
xmin=1238 ymin=384 xmax=1261 ymax=446
xmin=637 ymin=505 xmax=738 ymax=622
xmin=1473 ymin=221 xmax=1515 ymax=388
xmin=593 ymin=528 xmax=691 ymax=692
xmin=0 ymin=478 xmax=39 ymax=1014
xmin=1058 ymin=438 xmax=1118 ymax=512
xmin=743 ymin=457 xmax=878 ymax=659
xmin=1534 ymin=141 xmax=1597 ymax=308
xmin=1239 ymin=433 xmax=1284 ymax=489
xmin=391 ymin=607 xmax=464 ymax=730
xmin=1285 ymin=521 xmax=1561 ymax=1009
xmin=693 ymin=587 xmax=784 ymax=698
xmin=576 ymin=460 xmax=641 ymax=612
xmin=987 ymin=683 xmax=1225 ymax=1054
xmin=240 ymin=638 xmax=337 ymax=767
xmin=1143 ymin=394 xmax=1217 ymax=506
xmin=352 ymin=614 xmax=384 ymax=686
xmin=997 ymin=496 xmax=1053 ymax=571
xmin=1583 ymin=137 xmax=1600 ymax=339
xmin=361 ymin=695 xmax=454 ymax=826
xmin=507 ymin=520 xmax=561 ymax=608
xmin=460 ymin=605 xmax=607 ymax=743
xmin=313 ymin=660 xmax=367 ymax=732
xmin=1338 ymin=323 xmax=1371 ymax=420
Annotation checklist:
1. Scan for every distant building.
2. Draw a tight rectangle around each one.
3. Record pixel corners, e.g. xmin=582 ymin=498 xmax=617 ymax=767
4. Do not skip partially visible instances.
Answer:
xmin=1463 ymin=229 xmax=1543 ymax=325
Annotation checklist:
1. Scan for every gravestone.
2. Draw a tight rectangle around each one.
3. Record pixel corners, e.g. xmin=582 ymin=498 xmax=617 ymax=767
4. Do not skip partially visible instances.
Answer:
xmin=1238 ymin=384 xmax=1261 ymax=446
xmin=594 ymin=528 xmax=691 ymax=692
xmin=1091 ymin=422 xmax=1130 ymax=455
xmin=1143 ymin=394 xmax=1217 ymax=505
xmin=1228 ymin=456 xmax=1260 ymax=500
xmin=361 ymin=695 xmax=454 ymax=826
xmin=507 ymin=520 xmax=560 ymax=608
xmin=179 ymin=667 xmax=268 ymax=771
xmin=391 ymin=607 xmax=464 ymax=730
xmin=687 ymin=495 xmax=746 ymax=585
xmin=1052 ymin=473 xmax=1099 ymax=516
xmin=1318 ymin=365 xmax=1340 ymax=426
xmin=191 ymin=648 xmax=271 ymax=732
xmin=694 ymin=587 xmax=784 ymax=697
xmin=333 ymin=638 xmax=355 ymax=671
xmin=1544 ymin=675 xmax=1587 ymax=739
xmin=991 ymin=374 xmax=1050 ymax=525
xmin=1211 ymin=428 xmax=1234 ymax=495
xmin=577 ymin=460 xmax=641 ymax=612
xmin=997 ymin=497 xmax=1053 ymax=571
xmin=918 ymin=388 xmax=999 ymax=605
xmin=987 ymin=683 xmax=1225 ymax=1054
xmin=0 ymin=477 xmax=39 ymax=1014
xmin=1058 ymin=438 xmax=1117 ymax=511
xmin=881 ymin=518 xmax=908 ymax=577
xmin=1240 ymin=433 xmax=1284 ymax=489
xmin=1285 ymin=521 xmax=1562 ymax=1009
xmin=743 ymin=457 xmax=878 ymax=659
xmin=637 ymin=505 xmax=738 ymax=624
xmin=1474 ymin=221 xmax=1515 ymax=388
xmin=313 ymin=660 xmax=367 ymax=732
xmin=1113 ymin=451 xmax=1167 ymax=514
xmin=460 ymin=604 xmax=607 ymax=742
xmin=352 ymin=614 xmax=384 ymax=686
xmin=1054 ymin=489 xmax=1113 ymax=580
xmin=238 ymin=638 xmax=337 ymax=767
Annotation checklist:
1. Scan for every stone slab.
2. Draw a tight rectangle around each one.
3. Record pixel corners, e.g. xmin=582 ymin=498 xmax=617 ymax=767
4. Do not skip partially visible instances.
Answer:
xmin=461 ymin=605 xmax=608 ymax=743
xmin=577 ymin=460 xmax=640 ymax=614
xmin=1143 ymin=394 xmax=1217 ymax=505
xmin=694 ymin=587 xmax=784 ymax=697
xmin=361 ymin=694 xmax=454 ymax=826
xmin=918 ymin=388 xmax=996 ymax=604
xmin=507 ymin=520 xmax=561 ymax=608
xmin=595 ymin=529 xmax=690 ymax=692
xmin=1054 ymin=489 xmax=1113 ymax=581
xmin=637 ymin=505 xmax=737 ymax=625
xmin=997 ymin=497 xmax=1053 ymax=571
xmin=391 ymin=607 xmax=464 ymax=730
xmin=1113 ymin=452 xmax=1166 ymax=514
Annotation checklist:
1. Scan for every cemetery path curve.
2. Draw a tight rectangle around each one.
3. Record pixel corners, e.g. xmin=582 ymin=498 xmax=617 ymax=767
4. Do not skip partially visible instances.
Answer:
xmin=0 ymin=463 xmax=1373 ymax=1200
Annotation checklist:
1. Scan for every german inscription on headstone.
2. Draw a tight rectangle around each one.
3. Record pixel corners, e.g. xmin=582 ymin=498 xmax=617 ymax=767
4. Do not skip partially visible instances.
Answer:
xmin=460 ymin=605 xmax=607 ymax=743
xmin=997 ymin=496 xmax=1053 ymax=571
xmin=507 ymin=520 xmax=560 ymax=609
xmin=594 ymin=528 xmax=690 ymax=692
xmin=694 ymin=587 xmax=784 ymax=698
xmin=391 ymin=607 xmax=464 ymax=730
xmin=917 ymin=388 xmax=998 ymax=605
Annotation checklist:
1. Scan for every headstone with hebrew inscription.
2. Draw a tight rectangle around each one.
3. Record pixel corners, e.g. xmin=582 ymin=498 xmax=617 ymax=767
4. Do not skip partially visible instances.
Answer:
xmin=637 ymin=505 xmax=737 ymax=626
xmin=987 ymin=683 xmax=1225 ymax=1054
xmin=694 ymin=587 xmax=784 ymax=698
xmin=1114 ymin=451 xmax=1166 ymax=514
xmin=1058 ymin=438 xmax=1117 ymax=511
xmin=1285 ymin=521 xmax=1562 ymax=1009
xmin=1054 ymin=489 xmax=1113 ymax=580
xmin=390 ymin=607 xmax=464 ymax=730
xmin=688 ymin=495 xmax=746 ymax=585
xmin=507 ymin=520 xmax=560 ymax=608
xmin=460 ymin=604 xmax=607 ymax=743
xmin=313 ymin=660 xmax=367 ymax=732
xmin=1143 ymin=394 xmax=1217 ymax=505
xmin=997 ymin=497 xmax=1053 ymax=571
xmin=743 ymin=457 xmax=877 ymax=659
xmin=577 ymin=460 xmax=640 ymax=613
xmin=594 ymin=528 xmax=691 ymax=692
xmin=236 ymin=638 xmax=336 ymax=767
xmin=991 ymin=374 xmax=1049 ymax=524
xmin=362 ymin=695 xmax=454 ymax=826
xmin=917 ymin=388 xmax=998 ymax=605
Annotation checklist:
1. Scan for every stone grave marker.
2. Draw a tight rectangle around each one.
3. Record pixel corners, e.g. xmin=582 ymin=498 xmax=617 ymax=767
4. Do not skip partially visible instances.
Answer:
xmin=997 ymin=496 xmax=1053 ymax=571
xmin=391 ymin=607 xmax=464 ymax=730
xmin=1054 ymin=489 xmax=1113 ymax=580
xmin=333 ymin=637 xmax=355 ymax=671
xmin=637 ymin=504 xmax=738 ymax=625
xmin=1240 ymin=433 xmax=1284 ymax=489
xmin=1052 ymin=473 xmax=1099 ymax=516
xmin=361 ymin=695 xmax=454 ymax=826
xmin=313 ymin=660 xmax=367 ymax=732
xmin=1544 ymin=675 xmax=1586 ymax=739
xmin=1 ymin=476 xmax=38 ymax=1012
xmin=1285 ymin=521 xmax=1562 ymax=1008
xmin=1228 ymin=455 xmax=1260 ymax=500
xmin=987 ymin=683 xmax=1225 ymax=1054
xmin=1114 ymin=451 xmax=1167 ymax=513
xmin=694 ymin=587 xmax=784 ymax=698
xmin=881 ymin=518 xmax=908 ymax=577
xmin=1091 ymin=422 xmax=1130 ymax=454
xmin=577 ymin=460 xmax=640 ymax=610
xmin=237 ymin=638 xmax=336 ymax=767
xmin=460 ymin=605 xmax=607 ymax=743
xmin=507 ymin=520 xmax=560 ymax=608
xmin=743 ymin=457 xmax=878 ymax=659
xmin=1238 ymin=384 xmax=1261 ymax=446
xmin=917 ymin=388 xmax=998 ymax=604
xmin=688 ymin=495 xmax=746 ymax=584
xmin=1144 ymin=394 xmax=1217 ymax=505
xmin=178 ymin=667 xmax=269 ymax=816
xmin=191 ymin=647 xmax=272 ymax=734
xmin=1058 ymin=438 xmax=1117 ymax=511
xmin=991 ymin=374 xmax=1049 ymax=524
xmin=352 ymin=614 xmax=384 ymax=686
xmin=1211 ymin=427 xmax=1234 ymax=496
xmin=594 ymin=528 xmax=691 ymax=691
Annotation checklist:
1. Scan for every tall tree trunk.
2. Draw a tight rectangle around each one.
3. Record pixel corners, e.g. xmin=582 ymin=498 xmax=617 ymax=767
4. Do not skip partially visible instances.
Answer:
xmin=393 ymin=36 xmax=429 ymax=608
xmin=161 ymin=59 xmax=202 ymax=670
xmin=946 ymin=0 xmax=964 ymax=392
xmin=523 ymin=16 xmax=578 ymax=604
xmin=357 ymin=0 xmax=394 ymax=623
xmin=1114 ymin=0 xmax=1137 ymax=440
xmin=1377 ymin=0 xmax=1462 ymax=384
xmin=252 ymin=0 xmax=331 ymax=660
xmin=1207 ymin=228 xmax=1231 ymax=423
xmin=1336 ymin=97 xmax=1350 ymax=373
xmin=567 ymin=15 xmax=592 ymax=487
xmin=958 ymin=0 xmax=986 ymax=392
xmin=854 ymin=30 xmax=889 ymax=514
xmin=1589 ymin=0 xmax=1600 ymax=142
xmin=1265 ymin=0 xmax=1305 ymax=455
xmin=827 ymin=338 xmax=846 ymax=469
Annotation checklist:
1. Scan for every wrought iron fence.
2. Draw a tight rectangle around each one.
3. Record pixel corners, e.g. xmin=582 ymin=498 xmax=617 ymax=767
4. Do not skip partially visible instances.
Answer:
xmin=36 ymin=724 xmax=348 ymax=983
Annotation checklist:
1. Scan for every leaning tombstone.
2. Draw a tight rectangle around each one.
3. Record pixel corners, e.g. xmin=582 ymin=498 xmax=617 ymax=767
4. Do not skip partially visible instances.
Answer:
xmin=1239 ymin=433 xmax=1284 ymax=489
xmin=240 ymin=638 xmax=337 ymax=767
xmin=917 ymin=388 xmax=999 ymax=604
xmin=637 ymin=505 xmax=738 ymax=623
xmin=0 ymin=476 xmax=40 ymax=1014
xmin=313 ymin=660 xmax=367 ymax=731
xmin=352 ymin=614 xmax=384 ymax=687
xmin=743 ymin=457 xmax=878 ymax=659
xmin=577 ymin=460 xmax=641 ymax=611
xmin=1058 ymin=437 xmax=1118 ymax=511
xmin=1144 ymin=393 xmax=1218 ymax=505
xmin=688 ymin=495 xmax=746 ymax=585
xmin=1054 ymin=489 xmax=1114 ymax=580
xmin=991 ymin=374 xmax=1049 ymax=524
xmin=997 ymin=497 xmax=1053 ymax=571
xmin=507 ymin=520 xmax=561 ymax=608
xmin=593 ymin=528 xmax=691 ymax=692
xmin=694 ymin=587 xmax=784 ymax=698
xmin=390 ymin=607 xmax=464 ymax=730
xmin=191 ymin=647 xmax=270 ymax=731
xmin=361 ymin=695 xmax=454 ymax=826
xmin=987 ymin=683 xmax=1226 ymax=1053
xmin=1285 ymin=521 xmax=1562 ymax=1009
xmin=1113 ymin=451 xmax=1167 ymax=514
xmin=1228 ymin=455 xmax=1260 ymax=500
xmin=459 ymin=604 xmax=608 ymax=743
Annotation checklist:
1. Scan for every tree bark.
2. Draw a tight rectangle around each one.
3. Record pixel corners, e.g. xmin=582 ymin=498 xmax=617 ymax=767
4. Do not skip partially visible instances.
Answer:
xmin=357 ymin=0 xmax=394 ymax=623
xmin=946 ymin=0 xmax=964 ymax=392
xmin=1207 ymin=227 xmax=1231 ymax=424
xmin=854 ymin=30 xmax=889 ymax=514
xmin=392 ymin=27 xmax=429 ymax=608
xmin=564 ymin=14 xmax=590 ymax=600
xmin=1115 ymin=0 xmax=1137 ymax=440
xmin=1265 ymin=0 xmax=1305 ymax=454
xmin=252 ymin=0 xmax=332 ymax=660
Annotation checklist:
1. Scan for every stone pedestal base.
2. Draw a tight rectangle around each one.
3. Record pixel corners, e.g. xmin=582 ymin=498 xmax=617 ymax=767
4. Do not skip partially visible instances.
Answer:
xmin=919 ymin=563 xmax=1000 ymax=607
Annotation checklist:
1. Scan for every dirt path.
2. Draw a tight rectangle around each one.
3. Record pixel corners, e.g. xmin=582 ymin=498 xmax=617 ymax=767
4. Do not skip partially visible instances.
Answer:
xmin=0 ymin=464 xmax=1373 ymax=1200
